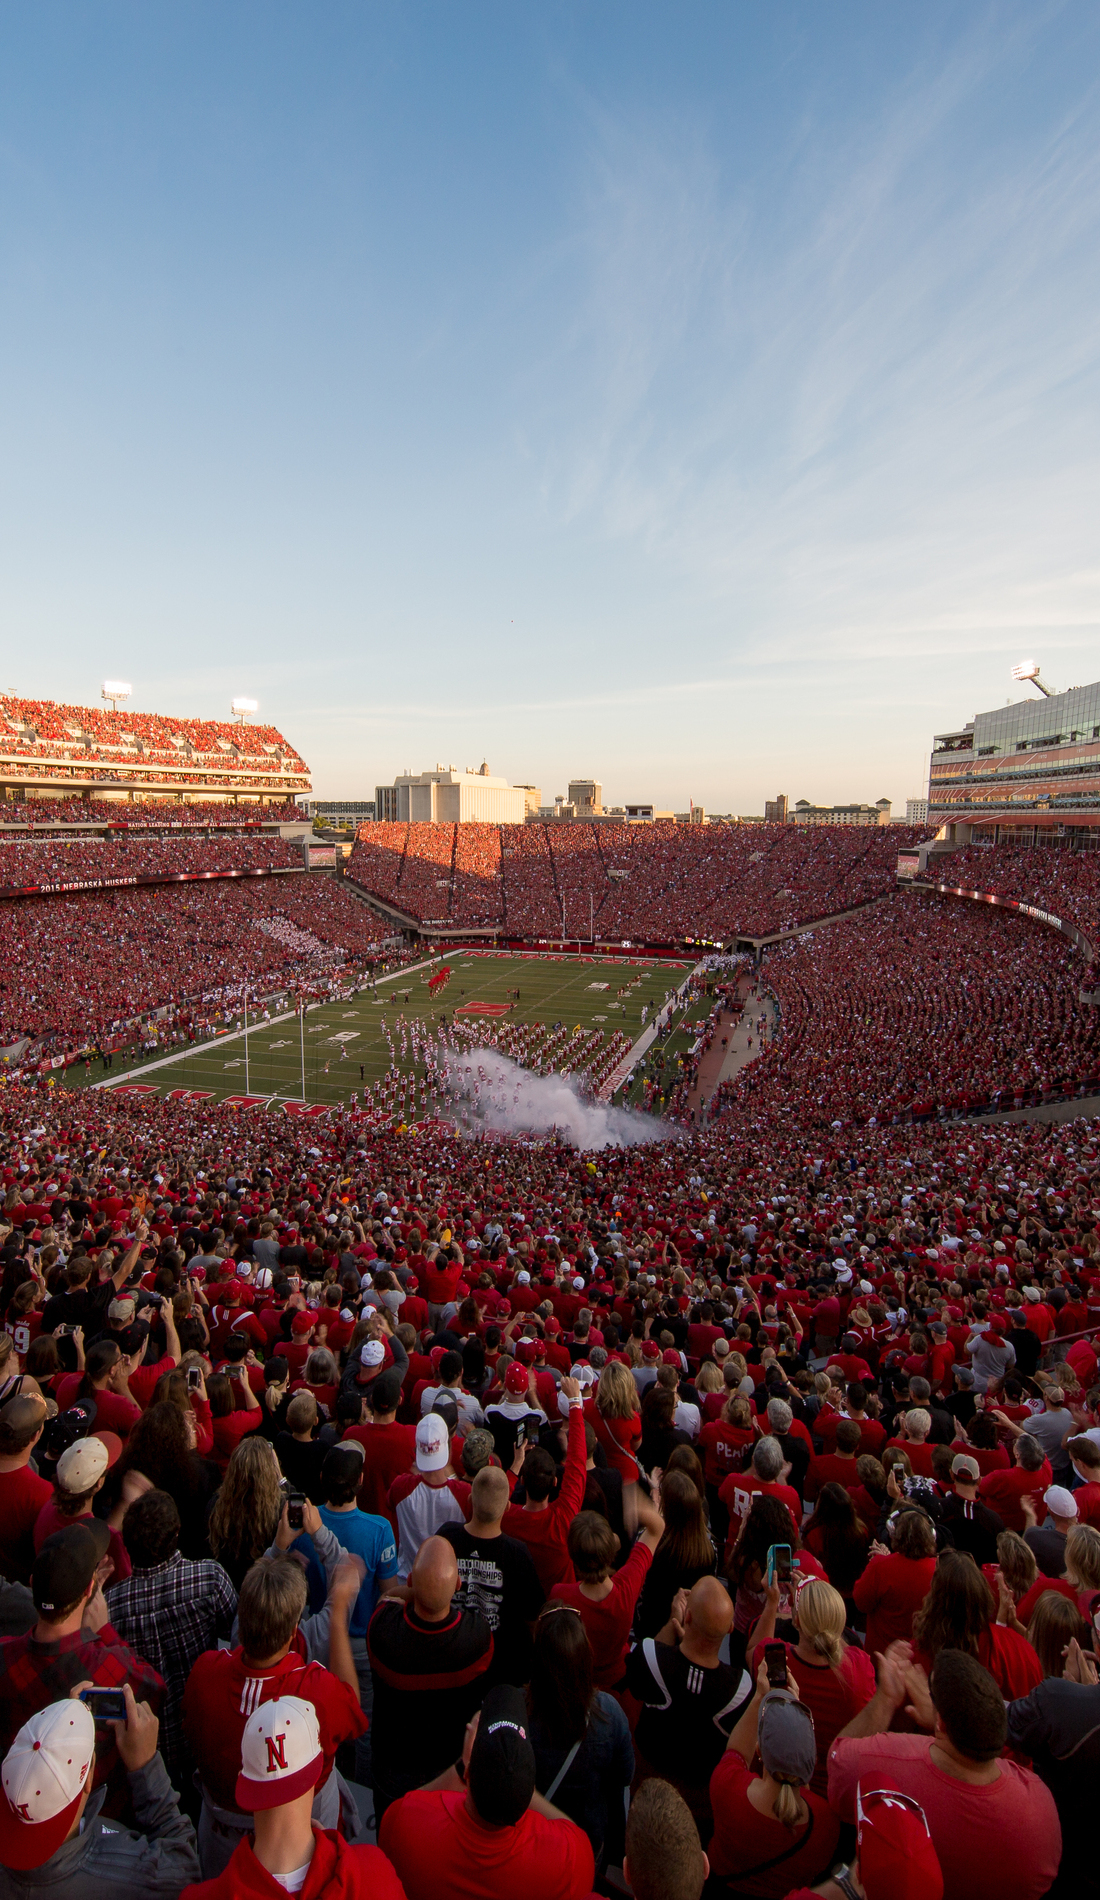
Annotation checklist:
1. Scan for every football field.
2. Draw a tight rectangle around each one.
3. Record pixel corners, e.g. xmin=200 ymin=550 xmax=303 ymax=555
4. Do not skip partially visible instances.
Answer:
xmin=76 ymin=951 xmax=697 ymax=1113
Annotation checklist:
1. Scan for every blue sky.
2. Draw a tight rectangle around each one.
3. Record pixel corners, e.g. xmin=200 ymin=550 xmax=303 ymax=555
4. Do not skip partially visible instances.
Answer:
xmin=2 ymin=2 xmax=1099 ymax=812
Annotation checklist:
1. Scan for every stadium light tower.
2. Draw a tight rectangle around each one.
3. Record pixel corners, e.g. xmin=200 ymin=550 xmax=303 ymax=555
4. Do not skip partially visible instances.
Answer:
xmin=231 ymin=696 xmax=259 ymax=724
xmin=1011 ymin=661 xmax=1055 ymax=698
xmin=101 ymin=679 xmax=132 ymax=712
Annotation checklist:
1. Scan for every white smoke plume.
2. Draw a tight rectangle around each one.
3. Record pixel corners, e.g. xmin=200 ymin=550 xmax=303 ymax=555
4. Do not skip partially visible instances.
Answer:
xmin=440 ymin=1048 xmax=672 ymax=1151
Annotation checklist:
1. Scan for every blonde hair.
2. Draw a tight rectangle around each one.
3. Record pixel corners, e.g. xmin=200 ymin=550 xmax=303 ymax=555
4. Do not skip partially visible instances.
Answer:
xmin=696 ymin=1363 xmax=722 ymax=1395
xmin=771 ymin=1781 xmax=808 ymax=1830
xmin=904 ymin=1408 xmax=931 ymax=1441
xmin=1066 ymin=1524 xmax=1100 ymax=1592
xmin=209 ymin=1437 xmax=284 ymax=1571
xmin=596 ymin=1360 xmax=640 ymax=1420
xmin=793 ymin=1578 xmax=846 ymax=1671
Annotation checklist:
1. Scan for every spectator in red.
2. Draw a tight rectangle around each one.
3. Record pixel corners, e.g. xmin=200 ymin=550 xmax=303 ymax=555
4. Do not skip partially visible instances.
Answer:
xmin=707 ymin=1657 xmax=840 ymax=1895
xmin=978 ymin=1433 xmax=1052 ymax=1533
xmin=182 ymin=1552 xmax=365 ymax=1874
xmin=379 ymin=1682 xmax=595 ymax=1900
xmin=502 ymin=1384 xmax=586 ymax=1593
xmin=0 ymin=1391 xmax=53 ymax=1583
xmin=851 ymin=1506 xmax=937 ymax=1656
xmin=550 ymin=1496 xmax=663 ymax=1689
xmin=911 ymin=1548 xmax=1043 ymax=1700
xmin=828 ymin=1647 xmax=1061 ymax=1900
xmin=180 ymin=1694 xmax=404 ymax=1900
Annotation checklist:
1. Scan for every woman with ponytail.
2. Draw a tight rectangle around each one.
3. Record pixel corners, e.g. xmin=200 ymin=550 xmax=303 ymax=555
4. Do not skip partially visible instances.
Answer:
xmin=707 ymin=1656 xmax=839 ymax=1896
xmin=749 ymin=1575 xmax=875 ymax=1793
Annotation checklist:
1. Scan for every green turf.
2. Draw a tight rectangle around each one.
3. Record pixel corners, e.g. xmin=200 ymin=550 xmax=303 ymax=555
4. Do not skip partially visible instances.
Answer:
xmin=67 ymin=953 xmax=696 ymax=1111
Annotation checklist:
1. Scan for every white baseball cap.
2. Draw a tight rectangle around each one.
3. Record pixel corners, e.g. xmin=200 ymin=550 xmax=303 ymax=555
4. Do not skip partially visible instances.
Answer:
xmin=359 ymin=1340 xmax=385 ymax=1369
xmin=516 ymin=1270 xmax=530 ymax=1284
xmin=1044 ymin=1485 xmax=1078 ymax=1520
xmin=254 ymin=1268 xmax=274 ymax=1291
xmin=572 ymin=1276 xmax=585 ymax=1290
xmin=56 ymin=1437 xmax=110 ymax=1494
xmin=416 ymin=1413 xmax=450 ymax=1471
xmin=235 ymin=1695 xmax=323 ymax=1811
xmin=0 ymin=1700 xmax=95 ymax=1869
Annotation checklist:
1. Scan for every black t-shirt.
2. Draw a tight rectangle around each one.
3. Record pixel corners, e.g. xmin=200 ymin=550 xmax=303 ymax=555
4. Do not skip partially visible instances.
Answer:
xmin=626 ymin=1638 xmax=752 ymax=1789
xmin=273 ymin=1432 xmax=328 ymax=1503
xmin=438 ymin=1523 xmax=545 ymax=1685
xmin=367 ymin=1597 xmax=493 ymax=1804
xmin=940 ymin=1492 xmax=1005 ymax=1567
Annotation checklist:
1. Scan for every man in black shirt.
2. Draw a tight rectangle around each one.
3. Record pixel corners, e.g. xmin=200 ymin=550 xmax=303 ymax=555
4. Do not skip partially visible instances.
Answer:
xmin=939 ymin=1455 xmax=1005 ymax=1567
xmin=368 ymin=1534 xmax=493 ymax=1822
xmin=626 ymin=1574 xmax=751 ymax=1838
xmin=440 ymin=1466 xmax=544 ymax=1684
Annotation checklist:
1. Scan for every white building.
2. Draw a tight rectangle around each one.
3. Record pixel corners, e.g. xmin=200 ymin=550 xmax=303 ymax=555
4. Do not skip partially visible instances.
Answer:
xmin=380 ymin=762 xmax=527 ymax=825
xmin=905 ymin=798 xmax=928 ymax=825
xmin=792 ymin=798 xmax=892 ymax=827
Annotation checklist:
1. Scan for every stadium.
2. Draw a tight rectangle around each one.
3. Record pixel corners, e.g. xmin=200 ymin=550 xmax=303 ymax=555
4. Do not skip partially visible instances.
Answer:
xmin=1 ymin=681 xmax=1096 ymax=1900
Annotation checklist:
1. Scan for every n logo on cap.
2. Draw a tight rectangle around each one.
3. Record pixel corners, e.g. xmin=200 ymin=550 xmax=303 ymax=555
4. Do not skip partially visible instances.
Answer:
xmin=265 ymin=1733 xmax=288 ymax=1774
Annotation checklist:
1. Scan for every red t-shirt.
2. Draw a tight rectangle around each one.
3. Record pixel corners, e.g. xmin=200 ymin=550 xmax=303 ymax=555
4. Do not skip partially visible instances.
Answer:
xmin=851 ymin=1553 xmax=936 ymax=1656
xmin=978 ymin=1461 xmax=1052 ymax=1534
xmin=827 ymin=1734 xmax=1062 ymax=1900
xmin=210 ymin=1408 xmax=263 ymax=1470
xmin=379 ymin=1788 xmax=594 ymax=1900
xmin=34 ymin=1498 xmax=131 ymax=1584
xmin=0 ymin=1464 xmax=53 ymax=1581
xmin=708 ymin=1752 xmax=839 ymax=1895
xmin=182 ymin=1647 xmax=365 ymax=1813
xmin=1068 ymin=1480 xmax=1100 ymax=1528
xmin=697 ymin=1421 xmax=754 ymax=1487
xmin=127 ymin=1356 xmax=179 ymax=1408
xmin=804 ymin=1453 xmax=861 ymax=1501
xmin=54 ymin=1380 xmax=142 ymax=1439
xmin=750 ymin=1640 xmax=875 ymax=1797
xmin=912 ymin=1622 xmax=1043 ymax=1701
xmin=718 ymin=1473 xmax=801 ymax=1562
xmin=502 ymin=1407 xmax=587 ymax=1592
xmin=344 ymin=1420 xmax=417 ymax=1532
xmin=551 ymin=1539 xmax=653 ymax=1688
xmin=590 ymin=1408 xmax=642 ymax=1481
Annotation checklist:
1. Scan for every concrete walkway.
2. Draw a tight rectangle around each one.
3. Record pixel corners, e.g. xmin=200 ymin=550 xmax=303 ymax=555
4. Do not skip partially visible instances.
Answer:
xmin=688 ymin=980 xmax=777 ymax=1119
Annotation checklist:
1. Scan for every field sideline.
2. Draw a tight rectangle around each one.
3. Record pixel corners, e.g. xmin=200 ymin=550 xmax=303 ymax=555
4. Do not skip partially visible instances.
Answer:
xmin=67 ymin=951 xmax=698 ymax=1112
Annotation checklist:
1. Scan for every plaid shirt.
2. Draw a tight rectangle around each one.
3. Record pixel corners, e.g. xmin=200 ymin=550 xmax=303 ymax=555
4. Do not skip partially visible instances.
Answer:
xmin=106 ymin=1551 xmax=237 ymax=1774
xmin=0 ymin=1624 xmax=164 ymax=1801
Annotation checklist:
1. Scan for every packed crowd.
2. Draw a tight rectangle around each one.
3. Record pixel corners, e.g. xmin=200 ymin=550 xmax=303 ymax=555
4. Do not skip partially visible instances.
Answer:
xmin=0 ymin=801 xmax=304 ymax=828
xmin=710 ymin=893 xmax=1100 ymax=1132
xmin=0 ymin=1067 xmax=1095 ymax=1899
xmin=349 ymin=822 xmax=929 ymax=942
xmin=0 ymin=697 xmax=306 ymax=769
xmin=0 ymin=837 xmax=303 ymax=888
xmin=938 ymin=843 xmax=1100 ymax=949
xmin=0 ymin=881 xmax=392 ymax=1053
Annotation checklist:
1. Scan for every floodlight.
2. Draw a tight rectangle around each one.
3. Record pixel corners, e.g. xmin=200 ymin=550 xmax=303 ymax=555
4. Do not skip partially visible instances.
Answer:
xmin=232 ymin=697 xmax=259 ymax=713
xmin=1010 ymin=661 xmax=1054 ymax=699
xmin=101 ymin=680 xmax=132 ymax=711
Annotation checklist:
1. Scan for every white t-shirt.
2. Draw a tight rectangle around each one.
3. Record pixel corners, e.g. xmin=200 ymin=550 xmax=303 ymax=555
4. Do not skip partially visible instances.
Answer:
xmin=272 ymin=1855 xmax=313 ymax=1893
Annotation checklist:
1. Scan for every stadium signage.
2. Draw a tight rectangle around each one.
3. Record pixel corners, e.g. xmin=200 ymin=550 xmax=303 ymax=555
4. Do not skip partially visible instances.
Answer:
xmin=0 ymin=866 xmax=301 ymax=899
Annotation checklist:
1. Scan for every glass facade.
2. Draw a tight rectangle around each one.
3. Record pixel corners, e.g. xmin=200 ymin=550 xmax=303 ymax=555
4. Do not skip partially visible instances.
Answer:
xmin=929 ymin=680 xmax=1100 ymax=824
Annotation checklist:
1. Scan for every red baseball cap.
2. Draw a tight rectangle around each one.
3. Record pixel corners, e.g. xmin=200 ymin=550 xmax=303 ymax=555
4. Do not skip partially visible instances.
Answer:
xmin=504 ymin=1363 xmax=529 ymax=1396
xmin=857 ymin=1781 xmax=943 ymax=1900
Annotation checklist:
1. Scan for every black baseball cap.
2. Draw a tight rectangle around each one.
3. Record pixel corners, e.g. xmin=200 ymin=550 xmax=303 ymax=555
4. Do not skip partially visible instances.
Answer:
xmin=467 ymin=1684 xmax=536 ymax=1826
xmin=32 ymin=1522 xmax=109 ymax=1616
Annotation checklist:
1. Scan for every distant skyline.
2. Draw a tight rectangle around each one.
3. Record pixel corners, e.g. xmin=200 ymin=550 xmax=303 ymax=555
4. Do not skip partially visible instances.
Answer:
xmin=2 ymin=3 xmax=1099 ymax=813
